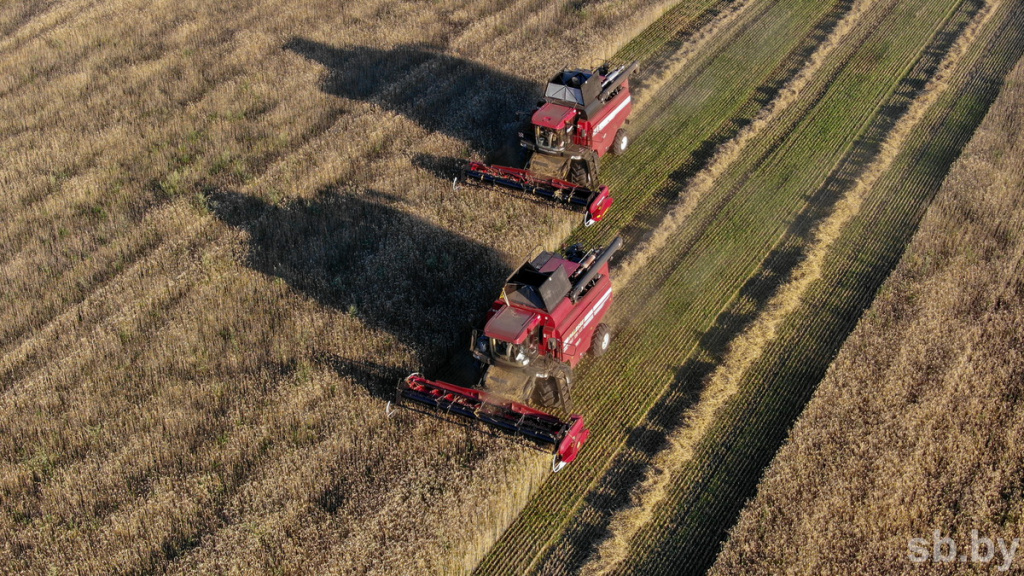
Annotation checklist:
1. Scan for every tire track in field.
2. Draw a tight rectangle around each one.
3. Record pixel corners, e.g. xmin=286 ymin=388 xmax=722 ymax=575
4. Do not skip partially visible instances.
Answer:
xmin=0 ymin=0 xmax=102 ymax=60
xmin=634 ymin=4 xmax=1024 ymax=569
xmin=449 ymin=0 xmax=571 ymax=58
xmin=628 ymin=0 xmax=758 ymax=113
xmin=533 ymin=0 xmax=966 ymax=568
xmin=0 ymin=224 xmax=230 ymax=551
xmin=583 ymin=1 xmax=995 ymax=572
xmin=522 ymin=0 xmax=888 ymax=571
xmin=0 ymin=12 xmax=262 ymax=251
xmin=611 ymin=0 xmax=902 ymax=308
xmin=591 ymin=0 xmax=862 ymax=278
xmin=0 ymin=31 xmax=387 ymax=352
xmin=0 ymin=0 xmax=61 ymax=39
xmin=563 ymin=0 xmax=786 ymax=254
xmin=613 ymin=0 xmax=879 ymax=292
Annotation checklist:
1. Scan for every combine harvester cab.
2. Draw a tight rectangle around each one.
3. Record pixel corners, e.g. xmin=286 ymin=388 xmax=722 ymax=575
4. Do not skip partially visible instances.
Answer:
xmin=464 ymin=61 xmax=638 ymax=226
xmin=392 ymin=237 xmax=623 ymax=471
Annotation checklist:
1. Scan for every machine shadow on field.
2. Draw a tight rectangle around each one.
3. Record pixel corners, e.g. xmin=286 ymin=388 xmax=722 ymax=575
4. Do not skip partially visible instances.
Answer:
xmin=284 ymin=38 xmax=538 ymax=163
xmin=207 ymin=188 xmax=508 ymax=399
xmin=410 ymin=153 xmax=466 ymax=182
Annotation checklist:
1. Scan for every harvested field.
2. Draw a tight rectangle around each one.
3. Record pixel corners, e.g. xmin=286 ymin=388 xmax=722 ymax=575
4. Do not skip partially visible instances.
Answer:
xmin=711 ymin=38 xmax=1024 ymax=576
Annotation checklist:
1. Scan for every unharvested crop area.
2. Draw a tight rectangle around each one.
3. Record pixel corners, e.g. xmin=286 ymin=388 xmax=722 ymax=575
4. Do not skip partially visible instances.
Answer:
xmin=2 ymin=0 xmax=1022 ymax=574
xmin=0 ymin=0 xmax=689 ymax=572
xmin=711 ymin=47 xmax=1024 ymax=576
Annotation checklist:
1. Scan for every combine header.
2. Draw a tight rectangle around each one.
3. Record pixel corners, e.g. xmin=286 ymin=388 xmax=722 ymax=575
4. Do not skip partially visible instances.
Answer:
xmin=391 ymin=237 xmax=623 ymax=471
xmin=464 ymin=61 xmax=638 ymax=226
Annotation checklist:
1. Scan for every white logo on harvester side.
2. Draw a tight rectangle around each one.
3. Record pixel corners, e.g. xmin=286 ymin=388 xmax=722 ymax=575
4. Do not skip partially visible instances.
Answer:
xmin=563 ymin=289 xmax=612 ymax=352
xmin=594 ymin=97 xmax=631 ymax=134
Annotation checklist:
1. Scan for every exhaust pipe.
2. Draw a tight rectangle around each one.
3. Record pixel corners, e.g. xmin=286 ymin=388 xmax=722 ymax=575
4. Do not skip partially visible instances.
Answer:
xmin=570 ymin=236 xmax=622 ymax=301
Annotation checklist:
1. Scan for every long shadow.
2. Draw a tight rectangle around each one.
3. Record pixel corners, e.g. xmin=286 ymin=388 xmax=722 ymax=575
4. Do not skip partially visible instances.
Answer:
xmin=410 ymin=152 xmax=464 ymax=182
xmin=207 ymin=188 xmax=509 ymax=397
xmin=284 ymin=38 xmax=538 ymax=163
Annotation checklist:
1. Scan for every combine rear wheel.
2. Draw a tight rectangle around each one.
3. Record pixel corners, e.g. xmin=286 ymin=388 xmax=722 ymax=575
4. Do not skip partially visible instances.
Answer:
xmin=591 ymin=323 xmax=611 ymax=357
xmin=612 ymin=129 xmax=629 ymax=154
xmin=531 ymin=364 xmax=574 ymax=411
xmin=552 ymin=365 xmax=574 ymax=412
xmin=532 ymin=375 xmax=558 ymax=407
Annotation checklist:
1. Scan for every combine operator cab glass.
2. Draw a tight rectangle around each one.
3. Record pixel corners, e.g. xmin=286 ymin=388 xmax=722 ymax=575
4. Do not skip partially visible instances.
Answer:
xmin=489 ymin=338 xmax=530 ymax=366
xmin=536 ymin=126 xmax=566 ymax=153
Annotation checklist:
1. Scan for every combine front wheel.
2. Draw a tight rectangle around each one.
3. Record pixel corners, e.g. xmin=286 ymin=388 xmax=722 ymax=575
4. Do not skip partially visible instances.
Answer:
xmin=568 ymin=161 xmax=591 ymax=187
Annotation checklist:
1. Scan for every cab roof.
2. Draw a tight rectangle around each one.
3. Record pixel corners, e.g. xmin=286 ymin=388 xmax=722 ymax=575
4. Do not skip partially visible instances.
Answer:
xmin=532 ymin=103 xmax=576 ymax=130
xmin=483 ymin=305 xmax=539 ymax=344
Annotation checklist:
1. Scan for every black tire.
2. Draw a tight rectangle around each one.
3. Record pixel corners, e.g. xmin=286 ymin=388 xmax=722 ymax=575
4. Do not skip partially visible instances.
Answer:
xmin=531 ymin=375 xmax=558 ymax=408
xmin=531 ymin=364 xmax=574 ymax=411
xmin=552 ymin=364 xmax=574 ymax=412
xmin=568 ymin=161 xmax=590 ymax=186
xmin=612 ymin=129 xmax=628 ymax=155
xmin=591 ymin=323 xmax=611 ymax=357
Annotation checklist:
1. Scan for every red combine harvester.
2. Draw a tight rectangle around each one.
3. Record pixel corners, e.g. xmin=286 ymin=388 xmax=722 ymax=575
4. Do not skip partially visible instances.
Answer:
xmin=392 ymin=237 xmax=623 ymax=471
xmin=464 ymin=61 xmax=638 ymax=227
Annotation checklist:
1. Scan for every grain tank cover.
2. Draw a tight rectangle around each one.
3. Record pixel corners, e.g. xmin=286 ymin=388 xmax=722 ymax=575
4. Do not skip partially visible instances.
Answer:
xmin=504 ymin=256 xmax=572 ymax=313
xmin=545 ymin=69 xmax=600 ymax=108
xmin=536 ymin=264 xmax=571 ymax=312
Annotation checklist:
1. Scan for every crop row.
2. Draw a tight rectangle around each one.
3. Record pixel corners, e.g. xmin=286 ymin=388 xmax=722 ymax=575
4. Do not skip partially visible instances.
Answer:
xmin=608 ymin=0 xmax=1024 ymax=573
xmin=579 ymin=0 xmax=974 ymax=566
xmin=711 ymin=17 xmax=1024 ymax=572
xmin=472 ymin=0 xmax=887 ymax=572
xmin=592 ymin=0 xmax=995 ymax=569
xmin=477 ymin=0 xmax=864 ymax=565
xmin=472 ymin=0 xmax=1007 ymax=572
xmin=574 ymin=0 xmax=843 ymax=252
